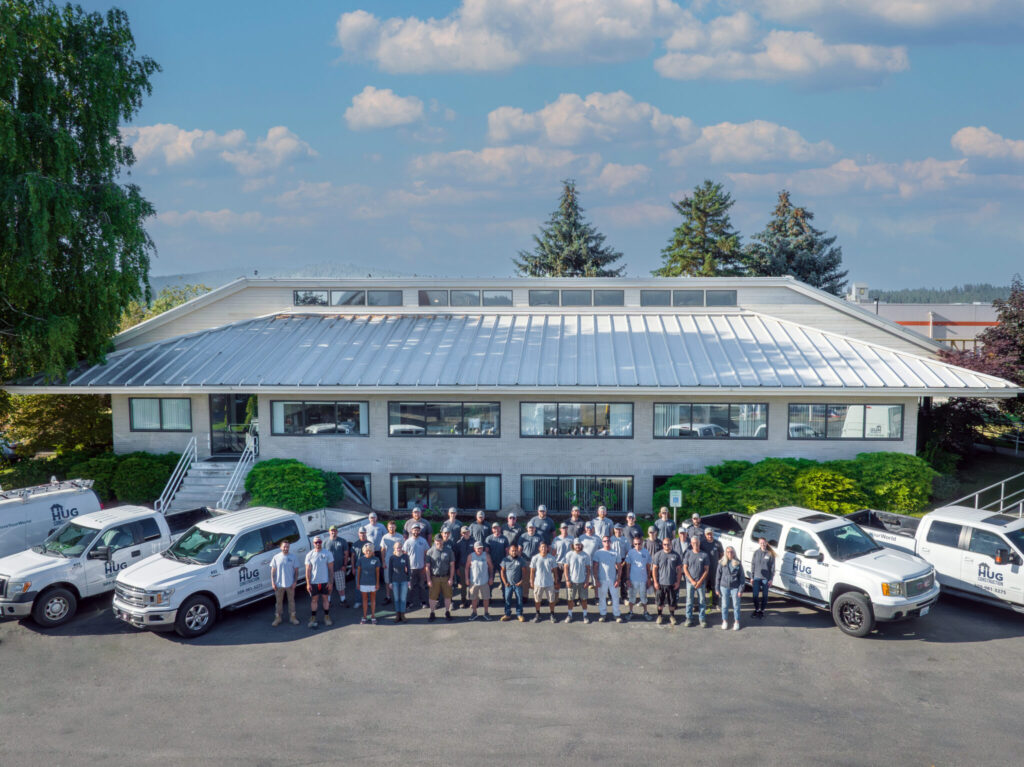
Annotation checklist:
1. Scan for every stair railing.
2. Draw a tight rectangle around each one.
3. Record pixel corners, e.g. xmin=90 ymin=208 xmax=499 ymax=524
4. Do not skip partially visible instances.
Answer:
xmin=155 ymin=437 xmax=197 ymax=513
xmin=218 ymin=440 xmax=255 ymax=510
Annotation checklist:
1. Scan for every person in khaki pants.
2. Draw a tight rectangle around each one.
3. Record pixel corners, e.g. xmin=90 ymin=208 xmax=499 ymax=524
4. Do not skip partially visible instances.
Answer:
xmin=270 ymin=541 xmax=300 ymax=626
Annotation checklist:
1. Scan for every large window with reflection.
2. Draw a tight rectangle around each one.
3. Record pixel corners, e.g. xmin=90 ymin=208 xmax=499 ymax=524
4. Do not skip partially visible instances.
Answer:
xmin=392 ymin=474 xmax=501 ymax=511
xmin=787 ymin=404 xmax=903 ymax=440
xmin=653 ymin=403 xmax=767 ymax=438
xmin=520 ymin=402 xmax=633 ymax=437
xmin=388 ymin=402 xmax=500 ymax=436
xmin=271 ymin=401 xmax=369 ymax=435
xmin=521 ymin=475 xmax=633 ymax=514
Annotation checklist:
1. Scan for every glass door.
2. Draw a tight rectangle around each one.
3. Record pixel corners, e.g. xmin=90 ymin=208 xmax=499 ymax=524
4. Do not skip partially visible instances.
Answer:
xmin=209 ymin=394 xmax=258 ymax=455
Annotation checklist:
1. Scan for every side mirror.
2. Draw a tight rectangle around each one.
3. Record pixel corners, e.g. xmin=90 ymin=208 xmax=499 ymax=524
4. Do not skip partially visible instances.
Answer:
xmin=803 ymin=548 xmax=821 ymax=561
xmin=994 ymin=548 xmax=1009 ymax=565
xmin=226 ymin=555 xmax=243 ymax=568
xmin=89 ymin=545 xmax=111 ymax=561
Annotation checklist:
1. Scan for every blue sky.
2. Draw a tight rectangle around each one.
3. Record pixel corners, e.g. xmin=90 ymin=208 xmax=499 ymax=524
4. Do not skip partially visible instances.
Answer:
xmin=87 ymin=1 xmax=1024 ymax=287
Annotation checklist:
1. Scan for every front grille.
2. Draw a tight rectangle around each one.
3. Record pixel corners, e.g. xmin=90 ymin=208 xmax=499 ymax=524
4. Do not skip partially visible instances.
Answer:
xmin=115 ymin=583 xmax=147 ymax=608
xmin=0 ymin=577 xmax=7 ymax=599
xmin=906 ymin=573 xmax=934 ymax=597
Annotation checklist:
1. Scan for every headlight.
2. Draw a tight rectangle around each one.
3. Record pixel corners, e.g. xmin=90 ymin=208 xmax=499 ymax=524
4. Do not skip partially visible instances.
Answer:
xmin=148 ymin=588 xmax=174 ymax=605
xmin=881 ymin=581 xmax=905 ymax=597
xmin=7 ymin=580 xmax=31 ymax=595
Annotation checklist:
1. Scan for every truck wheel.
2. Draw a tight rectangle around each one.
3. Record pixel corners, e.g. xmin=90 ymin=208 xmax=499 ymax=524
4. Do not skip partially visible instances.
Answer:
xmin=32 ymin=587 xmax=77 ymax=627
xmin=175 ymin=595 xmax=216 ymax=638
xmin=832 ymin=592 xmax=874 ymax=637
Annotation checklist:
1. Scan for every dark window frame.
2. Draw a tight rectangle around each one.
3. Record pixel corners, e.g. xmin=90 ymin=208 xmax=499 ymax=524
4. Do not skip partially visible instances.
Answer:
xmin=786 ymin=403 xmax=905 ymax=441
xmin=390 ymin=473 xmax=502 ymax=512
xmin=640 ymin=289 xmax=672 ymax=307
xmin=367 ymin=290 xmax=403 ymax=307
xmin=293 ymin=289 xmax=329 ymax=306
xmin=593 ymin=289 xmax=625 ymax=307
xmin=128 ymin=397 xmax=193 ymax=433
xmin=450 ymin=289 xmax=482 ymax=307
xmin=519 ymin=474 xmax=634 ymax=515
xmin=330 ymin=290 xmax=366 ymax=306
xmin=519 ymin=402 xmax=634 ymax=439
xmin=269 ymin=400 xmax=370 ymax=436
xmin=482 ymin=289 xmax=513 ymax=306
xmin=705 ymin=289 xmax=738 ymax=307
xmin=418 ymin=290 xmax=449 ymax=307
xmin=652 ymin=402 xmax=768 ymax=440
xmin=528 ymin=289 xmax=560 ymax=307
xmin=560 ymin=289 xmax=593 ymax=307
xmin=387 ymin=401 xmax=502 ymax=438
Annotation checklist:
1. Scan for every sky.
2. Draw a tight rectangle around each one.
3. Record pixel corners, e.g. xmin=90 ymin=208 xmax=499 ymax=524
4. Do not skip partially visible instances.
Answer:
xmin=84 ymin=0 xmax=1024 ymax=287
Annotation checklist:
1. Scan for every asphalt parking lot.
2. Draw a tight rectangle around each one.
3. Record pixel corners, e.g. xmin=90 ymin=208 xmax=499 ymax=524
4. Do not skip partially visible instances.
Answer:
xmin=1 ymin=587 xmax=1022 ymax=767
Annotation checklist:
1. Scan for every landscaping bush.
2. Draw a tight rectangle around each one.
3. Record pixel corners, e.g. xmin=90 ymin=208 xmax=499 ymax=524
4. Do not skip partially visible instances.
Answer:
xmin=111 ymin=455 xmax=172 ymax=504
xmin=846 ymin=452 xmax=937 ymax=513
xmin=245 ymin=458 xmax=327 ymax=512
xmin=652 ymin=473 xmax=735 ymax=516
xmin=795 ymin=468 xmax=866 ymax=515
xmin=705 ymin=460 xmax=753 ymax=485
xmin=729 ymin=458 xmax=801 ymax=513
xmin=322 ymin=470 xmax=345 ymax=507
xmin=68 ymin=454 xmax=119 ymax=502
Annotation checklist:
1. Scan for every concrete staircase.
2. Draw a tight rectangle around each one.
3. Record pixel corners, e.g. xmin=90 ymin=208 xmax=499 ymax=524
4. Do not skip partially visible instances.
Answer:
xmin=165 ymin=460 xmax=251 ymax=512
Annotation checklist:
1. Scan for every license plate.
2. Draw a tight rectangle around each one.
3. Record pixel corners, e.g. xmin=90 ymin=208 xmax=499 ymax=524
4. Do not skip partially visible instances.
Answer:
xmin=920 ymin=606 xmax=930 ymax=616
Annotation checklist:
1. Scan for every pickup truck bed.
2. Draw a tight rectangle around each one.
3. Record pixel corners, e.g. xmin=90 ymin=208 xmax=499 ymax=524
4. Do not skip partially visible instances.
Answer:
xmin=845 ymin=509 xmax=921 ymax=539
xmin=699 ymin=512 xmax=751 ymax=536
xmin=165 ymin=507 xmax=216 ymax=536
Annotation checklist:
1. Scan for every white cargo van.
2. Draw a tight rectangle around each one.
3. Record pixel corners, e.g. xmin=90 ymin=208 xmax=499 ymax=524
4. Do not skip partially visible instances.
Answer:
xmin=0 ymin=480 xmax=101 ymax=559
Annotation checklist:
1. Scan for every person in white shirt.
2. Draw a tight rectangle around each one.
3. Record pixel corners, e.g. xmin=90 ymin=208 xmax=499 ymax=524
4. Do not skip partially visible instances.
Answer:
xmin=269 ymin=541 xmax=300 ymax=626
xmin=305 ymin=537 xmax=334 ymax=629
xmin=362 ymin=512 xmax=387 ymax=552
xmin=624 ymin=535 xmax=653 ymax=621
xmin=563 ymin=540 xmax=594 ymax=624
xmin=592 ymin=535 xmax=623 ymax=623
xmin=529 ymin=541 xmax=558 ymax=622
xmin=591 ymin=505 xmax=613 ymax=539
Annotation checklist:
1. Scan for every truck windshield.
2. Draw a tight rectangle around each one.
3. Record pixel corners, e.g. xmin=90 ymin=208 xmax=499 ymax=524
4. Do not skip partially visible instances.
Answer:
xmin=1005 ymin=528 xmax=1024 ymax=555
xmin=818 ymin=523 xmax=882 ymax=562
xmin=166 ymin=527 xmax=233 ymax=565
xmin=36 ymin=522 xmax=99 ymax=558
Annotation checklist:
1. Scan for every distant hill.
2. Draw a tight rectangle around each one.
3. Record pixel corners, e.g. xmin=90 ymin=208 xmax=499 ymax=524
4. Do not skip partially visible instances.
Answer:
xmin=149 ymin=262 xmax=410 ymax=293
xmin=868 ymin=284 xmax=1011 ymax=304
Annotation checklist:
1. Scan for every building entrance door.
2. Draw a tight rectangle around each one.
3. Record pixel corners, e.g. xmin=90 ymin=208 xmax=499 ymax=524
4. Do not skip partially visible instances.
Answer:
xmin=209 ymin=394 xmax=257 ymax=455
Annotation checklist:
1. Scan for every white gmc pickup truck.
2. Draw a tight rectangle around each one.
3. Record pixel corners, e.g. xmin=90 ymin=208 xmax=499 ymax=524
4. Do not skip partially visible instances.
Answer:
xmin=847 ymin=506 xmax=1024 ymax=613
xmin=0 ymin=505 xmax=213 ymax=627
xmin=702 ymin=506 xmax=940 ymax=637
xmin=113 ymin=506 xmax=366 ymax=638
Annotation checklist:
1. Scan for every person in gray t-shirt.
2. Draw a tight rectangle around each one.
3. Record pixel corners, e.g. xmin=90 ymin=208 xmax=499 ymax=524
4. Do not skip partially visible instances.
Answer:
xmin=356 ymin=543 xmax=381 ymax=625
xmin=529 ymin=542 xmax=558 ymax=621
xmin=485 ymin=524 xmax=509 ymax=593
xmin=563 ymin=540 xmax=594 ymax=624
xmin=652 ymin=539 xmax=683 ymax=625
xmin=403 ymin=527 xmax=430 ymax=611
xmin=683 ymin=536 xmax=710 ymax=627
xmin=468 ymin=511 xmax=489 ymax=544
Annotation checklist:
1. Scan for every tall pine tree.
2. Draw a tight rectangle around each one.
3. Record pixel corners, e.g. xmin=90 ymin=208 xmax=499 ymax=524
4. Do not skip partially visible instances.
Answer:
xmin=654 ymin=180 xmax=744 ymax=277
xmin=514 ymin=180 xmax=624 ymax=277
xmin=745 ymin=191 xmax=848 ymax=296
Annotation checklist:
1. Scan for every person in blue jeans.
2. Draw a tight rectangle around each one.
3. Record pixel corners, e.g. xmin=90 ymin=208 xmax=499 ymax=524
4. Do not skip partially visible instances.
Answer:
xmin=388 ymin=541 xmax=412 ymax=623
xmin=682 ymin=535 xmax=710 ymax=627
xmin=716 ymin=546 xmax=745 ymax=631
xmin=499 ymin=542 xmax=528 ymax=622
xmin=750 ymin=537 xmax=776 ymax=619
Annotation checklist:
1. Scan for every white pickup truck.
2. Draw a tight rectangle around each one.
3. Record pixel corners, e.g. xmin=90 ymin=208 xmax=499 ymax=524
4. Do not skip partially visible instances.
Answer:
xmin=701 ymin=506 xmax=940 ymax=637
xmin=0 ymin=504 xmax=213 ymax=627
xmin=847 ymin=506 xmax=1024 ymax=613
xmin=113 ymin=506 xmax=367 ymax=638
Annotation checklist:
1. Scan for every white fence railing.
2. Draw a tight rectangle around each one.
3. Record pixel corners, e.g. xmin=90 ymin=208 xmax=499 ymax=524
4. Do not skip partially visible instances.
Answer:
xmin=155 ymin=437 xmax=197 ymax=513
xmin=218 ymin=440 xmax=255 ymax=510
xmin=948 ymin=468 xmax=1024 ymax=517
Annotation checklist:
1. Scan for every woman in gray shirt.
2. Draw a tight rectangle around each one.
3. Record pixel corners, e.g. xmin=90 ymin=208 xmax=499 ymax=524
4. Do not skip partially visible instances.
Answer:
xmin=356 ymin=543 xmax=382 ymax=625
xmin=388 ymin=541 xmax=412 ymax=623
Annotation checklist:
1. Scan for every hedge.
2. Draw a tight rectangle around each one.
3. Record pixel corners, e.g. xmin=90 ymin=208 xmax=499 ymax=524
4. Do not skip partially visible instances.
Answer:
xmin=244 ymin=458 xmax=330 ymax=512
xmin=111 ymin=456 xmax=172 ymax=504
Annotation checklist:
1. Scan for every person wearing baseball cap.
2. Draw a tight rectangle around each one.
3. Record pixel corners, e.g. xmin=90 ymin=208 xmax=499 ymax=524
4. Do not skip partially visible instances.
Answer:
xmin=529 ymin=504 xmax=555 ymax=546
xmin=485 ymin=523 xmax=509 ymax=598
xmin=566 ymin=506 xmax=585 ymax=539
xmin=611 ymin=523 xmax=630 ymax=607
xmin=324 ymin=525 xmax=350 ymax=609
xmin=404 ymin=506 xmax=432 ymax=543
xmin=623 ymin=512 xmax=642 ymax=542
xmin=362 ymin=512 xmax=387 ymax=551
xmin=305 ymin=536 xmax=334 ymax=629
xmin=502 ymin=512 xmax=523 ymax=548
xmin=466 ymin=540 xmax=493 ymax=621
xmin=552 ymin=522 xmax=573 ymax=599
xmin=563 ymin=538 xmax=594 ymax=624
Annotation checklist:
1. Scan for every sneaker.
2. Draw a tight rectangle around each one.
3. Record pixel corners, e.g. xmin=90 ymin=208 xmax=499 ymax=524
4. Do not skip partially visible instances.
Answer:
xmin=657 ymin=614 xmax=666 ymax=625
xmin=700 ymin=621 xmax=708 ymax=628
xmin=393 ymin=614 xmax=401 ymax=623
xmin=563 ymin=614 xmax=573 ymax=624
xmin=615 ymin=617 xmax=624 ymax=624
xmin=371 ymin=617 xmax=377 ymax=625
xmin=469 ymin=612 xmax=478 ymax=621
xmin=517 ymin=615 xmax=525 ymax=622
xmin=500 ymin=615 xmax=511 ymax=622
xmin=733 ymin=623 xmax=741 ymax=631
xmin=445 ymin=612 xmax=452 ymax=622
xmin=644 ymin=613 xmax=653 ymax=622
xmin=308 ymin=618 xmax=317 ymax=629
xmin=685 ymin=619 xmax=695 ymax=627
xmin=533 ymin=615 xmax=541 ymax=623
xmin=428 ymin=612 xmax=436 ymax=623
xmin=482 ymin=613 xmax=492 ymax=621
xmin=599 ymin=615 xmax=608 ymax=623
xmin=582 ymin=616 xmax=591 ymax=624
xmin=359 ymin=617 xmax=367 ymax=625
xmin=324 ymin=615 xmax=333 ymax=626
xmin=289 ymin=616 xmax=299 ymax=625
xmin=271 ymin=616 xmax=282 ymax=627
xmin=721 ymin=622 xmax=729 ymax=630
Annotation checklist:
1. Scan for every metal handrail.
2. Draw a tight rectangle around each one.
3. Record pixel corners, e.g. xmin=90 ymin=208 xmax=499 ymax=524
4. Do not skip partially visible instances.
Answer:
xmin=218 ymin=440 xmax=255 ymax=510
xmin=947 ymin=468 xmax=1024 ymax=516
xmin=155 ymin=437 xmax=197 ymax=513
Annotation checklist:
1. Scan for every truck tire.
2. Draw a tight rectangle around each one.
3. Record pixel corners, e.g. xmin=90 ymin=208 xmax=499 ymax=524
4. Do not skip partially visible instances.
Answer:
xmin=32 ymin=587 xmax=77 ymax=628
xmin=832 ymin=592 xmax=874 ymax=637
xmin=174 ymin=594 xmax=216 ymax=638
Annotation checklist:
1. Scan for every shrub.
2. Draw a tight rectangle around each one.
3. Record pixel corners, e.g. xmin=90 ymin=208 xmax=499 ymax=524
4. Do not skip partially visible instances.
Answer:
xmin=245 ymin=458 xmax=326 ymax=512
xmin=0 ymin=457 xmax=55 ymax=490
xmin=322 ymin=471 xmax=345 ymax=507
xmin=730 ymin=458 xmax=801 ymax=513
xmin=705 ymin=460 xmax=753 ymax=485
xmin=111 ymin=455 xmax=172 ymax=504
xmin=68 ymin=454 xmax=119 ymax=502
xmin=847 ymin=452 xmax=937 ymax=513
xmin=795 ymin=468 xmax=866 ymax=515
xmin=652 ymin=473 xmax=734 ymax=516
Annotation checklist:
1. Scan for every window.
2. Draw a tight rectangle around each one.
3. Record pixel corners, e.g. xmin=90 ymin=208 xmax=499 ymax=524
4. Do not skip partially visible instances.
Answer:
xmin=967 ymin=528 xmax=1005 ymax=558
xmin=521 ymin=475 xmax=633 ymax=514
xmin=340 ymin=473 xmax=371 ymax=506
xmin=529 ymin=290 xmax=559 ymax=306
xmin=225 ymin=529 xmax=266 ymax=566
xmin=418 ymin=290 xmax=448 ymax=307
xmin=388 ymin=402 xmax=500 ymax=437
xmin=925 ymin=521 xmax=963 ymax=548
xmin=640 ymin=289 xmax=671 ymax=307
xmin=520 ymin=402 xmax=632 ymax=437
xmin=97 ymin=524 xmax=136 ymax=553
xmin=706 ymin=289 xmax=738 ymax=307
xmin=451 ymin=290 xmax=481 ymax=306
xmin=750 ymin=519 xmax=782 ymax=548
xmin=391 ymin=474 xmax=501 ymax=511
xmin=367 ymin=290 xmax=403 ymax=306
xmin=293 ymin=289 xmax=328 ymax=306
xmin=138 ymin=518 xmax=161 ymax=542
xmin=654 ymin=403 xmax=767 ymax=438
xmin=673 ymin=290 xmax=704 ymax=307
xmin=788 ymin=404 xmax=903 ymax=440
xmin=483 ymin=290 xmax=513 ymax=306
xmin=784 ymin=527 xmax=817 ymax=555
xmin=270 ymin=401 xmax=368 ymax=435
xmin=263 ymin=520 xmax=301 ymax=549
xmin=331 ymin=290 xmax=366 ymax=306
xmin=129 ymin=398 xmax=192 ymax=432
xmin=593 ymin=289 xmax=625 ymax=307
xmin=561 ymin=289 xmax=592 ymax=306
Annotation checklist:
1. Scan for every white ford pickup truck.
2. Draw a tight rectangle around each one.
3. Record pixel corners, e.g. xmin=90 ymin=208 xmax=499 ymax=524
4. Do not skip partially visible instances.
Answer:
xmin=847 ymin=506 xmax=1024 ymax=613
xmin=701 ymin=506 xmax=940 ymax=637
xmin=113 ymin=506 xmax=366 ymax=638
xmin=0 ymin=505 xmax=213 ymax=627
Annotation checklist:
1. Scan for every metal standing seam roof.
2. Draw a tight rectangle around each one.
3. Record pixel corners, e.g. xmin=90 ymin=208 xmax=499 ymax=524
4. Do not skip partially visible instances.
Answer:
xmin=11 ymin=312 xmax=1021 ymax=394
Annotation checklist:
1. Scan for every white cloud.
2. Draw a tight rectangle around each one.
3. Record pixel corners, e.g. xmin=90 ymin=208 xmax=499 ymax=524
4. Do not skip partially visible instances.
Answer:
xmin=336 ymin=0 xmax=685 ymax=73
xmin=344 ymin=86 xmax=425 ymax=130
xmin=754 ymin=0 xmax=1020 ymax=29
xmin=272 ymin=181 xmax=371 ymax=209
xmin=157 ymin=209 xmax=263 ymax=232
xmin=488 ymin=91 xmax=696 ymax=146
xmin=410 ymin=144 xmax=599 ymax=184
xmin=951 ymin=126 xmax=1024 ymax=161
xmin=122 ymin=124 xmax=245 ymax=165
xmin=592 ymin=163 xmax=651 ymax=193
xmin=655 ymin=27 xmax=907 ymax=84
xmin=593 ymin=200 xmax=676 ymax=226
xmin=220 ymin=127 xmax=316 ymax=175
xmin=669 ymin=120 xmax=835 ymax=164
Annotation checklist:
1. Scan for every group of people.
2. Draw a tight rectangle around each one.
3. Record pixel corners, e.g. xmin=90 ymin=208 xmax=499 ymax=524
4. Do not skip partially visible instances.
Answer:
xmin=268 ymin=505 xmax=778 ymax=630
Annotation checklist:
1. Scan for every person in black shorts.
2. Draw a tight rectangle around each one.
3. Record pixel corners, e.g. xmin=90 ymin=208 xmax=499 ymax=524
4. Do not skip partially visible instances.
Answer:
xmin=651 ymin=538 xmax=683 ymax=626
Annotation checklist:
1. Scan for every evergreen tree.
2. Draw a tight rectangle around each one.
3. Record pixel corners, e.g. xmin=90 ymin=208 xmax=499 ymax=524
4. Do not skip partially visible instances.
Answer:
xmin=745 ymin=190 xmax=848 ymax=296
xmin=654 ymin=180 xmax=744 ymax=277
xmin=514 ymin=180 xmax=625 ymax=277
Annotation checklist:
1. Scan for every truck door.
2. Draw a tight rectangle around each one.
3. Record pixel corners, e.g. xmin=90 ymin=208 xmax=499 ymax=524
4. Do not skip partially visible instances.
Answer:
xmin=962 ymin=527 xmax=1020 ymax=603
xmin=744 ymin=518 xmax=782 ymax=587
xmin=262 ymin=519 xmax=306 ymax=581
xmin=84 ymin=523 xmax=145 ymax=596
xmin=781 ymin=526 xmax=829 ymax=601
xmin=221 ymin=528 xmax=273 ymax=604
xmin=135 ymin=517 xmax=166 ymax=557
xmin=919 ymin=520 xmax=966 ymax=590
